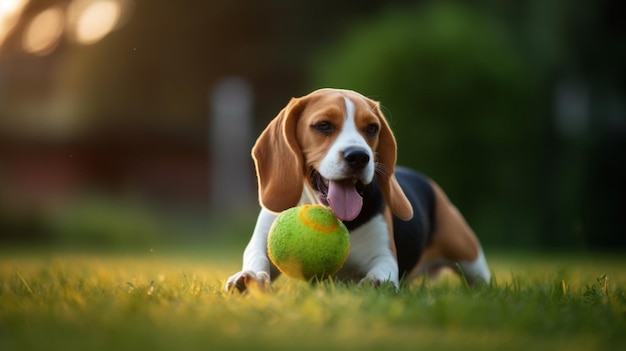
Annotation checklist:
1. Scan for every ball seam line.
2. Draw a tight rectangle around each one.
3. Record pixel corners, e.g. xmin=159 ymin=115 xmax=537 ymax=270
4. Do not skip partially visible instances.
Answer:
xmin=298 ymin=204 xmax=340 ymax=233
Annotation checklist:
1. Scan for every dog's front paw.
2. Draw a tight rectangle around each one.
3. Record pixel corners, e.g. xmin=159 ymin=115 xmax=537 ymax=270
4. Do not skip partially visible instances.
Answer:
xmin=358 ymin=272 xmax=399 ymax=290
xmin=224 ymin=270 xmax=270 ymax=293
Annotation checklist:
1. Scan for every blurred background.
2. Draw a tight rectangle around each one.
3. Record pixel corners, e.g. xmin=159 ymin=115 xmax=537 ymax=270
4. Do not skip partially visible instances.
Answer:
xmin=0 ymin=0 xmax=624 ymax=252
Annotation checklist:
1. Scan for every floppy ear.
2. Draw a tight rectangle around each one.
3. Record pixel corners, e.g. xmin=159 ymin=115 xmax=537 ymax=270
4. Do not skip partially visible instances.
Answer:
xmin=372 ymin=102 xmax=414 ymax=221
xmin=252 ymin=97 xmax=306 ymax=213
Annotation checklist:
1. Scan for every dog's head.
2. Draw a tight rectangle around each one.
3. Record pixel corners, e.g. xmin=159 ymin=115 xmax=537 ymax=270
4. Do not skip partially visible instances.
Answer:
xmin=252 ymin=88 xmax=413 ymax=221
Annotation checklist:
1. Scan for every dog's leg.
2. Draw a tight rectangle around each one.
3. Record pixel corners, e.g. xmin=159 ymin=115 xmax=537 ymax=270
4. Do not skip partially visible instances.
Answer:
xmin=411 ymin=181 xmax=491 ymax=286
xmin=346 ymin=214 xmax=400 ymax=288
xmin=457 ymin=248 xmax=490 ymax=286
xmin=224 ymin=208 xmax=277 ymax=293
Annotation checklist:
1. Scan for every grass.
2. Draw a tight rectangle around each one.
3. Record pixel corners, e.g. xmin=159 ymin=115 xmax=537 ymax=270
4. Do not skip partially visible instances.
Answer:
xmin=1 ymin=247 xmax=625 ymax=351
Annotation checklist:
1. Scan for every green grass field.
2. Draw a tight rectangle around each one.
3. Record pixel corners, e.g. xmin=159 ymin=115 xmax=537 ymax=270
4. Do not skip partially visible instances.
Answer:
xmin=1 ymin=247 xmax=625 ymax=351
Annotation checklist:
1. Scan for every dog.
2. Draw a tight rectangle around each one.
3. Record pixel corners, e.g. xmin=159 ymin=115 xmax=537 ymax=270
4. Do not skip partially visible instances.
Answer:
xmin=224 ymin=88 xmax=490 ymax=292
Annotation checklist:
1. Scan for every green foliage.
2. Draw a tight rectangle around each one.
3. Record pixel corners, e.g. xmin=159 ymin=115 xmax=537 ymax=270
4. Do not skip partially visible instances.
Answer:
xmin=311 ymin=2 xmax=547 ymax=246
xmin=1 ymin=252 xmax=625 ymax=350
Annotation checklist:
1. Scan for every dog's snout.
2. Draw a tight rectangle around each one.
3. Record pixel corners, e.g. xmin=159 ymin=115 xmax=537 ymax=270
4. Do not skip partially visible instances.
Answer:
xmin=343 ymin=147 xmax=370 ymax=169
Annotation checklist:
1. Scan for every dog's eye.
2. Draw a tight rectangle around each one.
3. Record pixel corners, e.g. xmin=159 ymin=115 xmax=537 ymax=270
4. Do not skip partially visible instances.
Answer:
xmin=365 ymin=124 xmax=379 ymax=136
xmin=314 ymin=121 xmax=334 ymax=134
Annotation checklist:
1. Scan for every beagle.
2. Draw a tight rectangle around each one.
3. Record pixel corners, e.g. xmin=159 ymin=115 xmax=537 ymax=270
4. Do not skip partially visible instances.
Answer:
xmin=225 ymin=88 xmax=490 ymax=292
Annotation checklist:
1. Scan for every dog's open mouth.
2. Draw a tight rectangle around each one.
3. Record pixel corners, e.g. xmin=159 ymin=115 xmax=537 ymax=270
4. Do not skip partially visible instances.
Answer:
xmin=310 ymin=169 xmax=365 ymax=222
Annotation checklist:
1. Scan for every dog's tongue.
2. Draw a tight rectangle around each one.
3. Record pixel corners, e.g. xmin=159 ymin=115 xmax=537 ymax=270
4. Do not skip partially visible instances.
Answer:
xmin=327 ymin=179 xmax=363 ymax=222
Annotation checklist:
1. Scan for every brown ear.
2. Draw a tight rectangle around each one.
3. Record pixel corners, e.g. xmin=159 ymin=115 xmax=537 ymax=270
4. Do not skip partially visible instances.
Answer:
xmin=252 ymin=97 xmax=305 ymax=213
xmin=372 ymin=102 xmax=414 ymax=221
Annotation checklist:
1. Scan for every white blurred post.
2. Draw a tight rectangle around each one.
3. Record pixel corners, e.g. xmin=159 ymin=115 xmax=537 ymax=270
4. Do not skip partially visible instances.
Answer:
xmin=554 ymin=77 xmax=589 ymax=139
xmin=209 ymin=77 xmax=254 ymax=213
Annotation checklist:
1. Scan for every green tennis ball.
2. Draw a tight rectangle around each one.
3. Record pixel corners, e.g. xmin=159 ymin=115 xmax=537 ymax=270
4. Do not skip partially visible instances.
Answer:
xmin=267 ymin=204 xmax=350 ymax=281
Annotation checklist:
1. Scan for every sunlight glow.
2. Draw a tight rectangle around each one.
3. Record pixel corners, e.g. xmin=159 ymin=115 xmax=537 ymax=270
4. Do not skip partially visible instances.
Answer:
xmin=3 ymin=0 xmax=133 ymax=55
xmin=0 ymin=0 xmax=29 ymax=48
xmin=22 ymin=6 xmax=64 ymax=56
xmin=68 ymin=0 xmax=122 ymax=45
xmin=0 ymin=0 xmax=26 ymax=14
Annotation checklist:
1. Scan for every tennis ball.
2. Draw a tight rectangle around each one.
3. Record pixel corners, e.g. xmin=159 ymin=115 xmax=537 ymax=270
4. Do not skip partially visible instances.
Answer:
xmin=267 ymin=204 xmax=350 ymax=281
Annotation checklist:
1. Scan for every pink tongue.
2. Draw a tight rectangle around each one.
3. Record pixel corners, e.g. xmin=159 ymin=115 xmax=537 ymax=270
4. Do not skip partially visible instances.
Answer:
xmin=327 ymin=179 xmax=363 ymax=222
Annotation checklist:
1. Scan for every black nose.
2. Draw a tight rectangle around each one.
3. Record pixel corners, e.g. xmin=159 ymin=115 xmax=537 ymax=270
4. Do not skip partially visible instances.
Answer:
xmin=343 ymin=147 xmax=370 ymax=170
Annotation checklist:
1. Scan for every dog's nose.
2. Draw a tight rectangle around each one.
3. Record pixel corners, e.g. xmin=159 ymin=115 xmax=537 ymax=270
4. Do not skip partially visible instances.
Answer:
xmin=343 ymin=147 xmax=370 ymax=170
